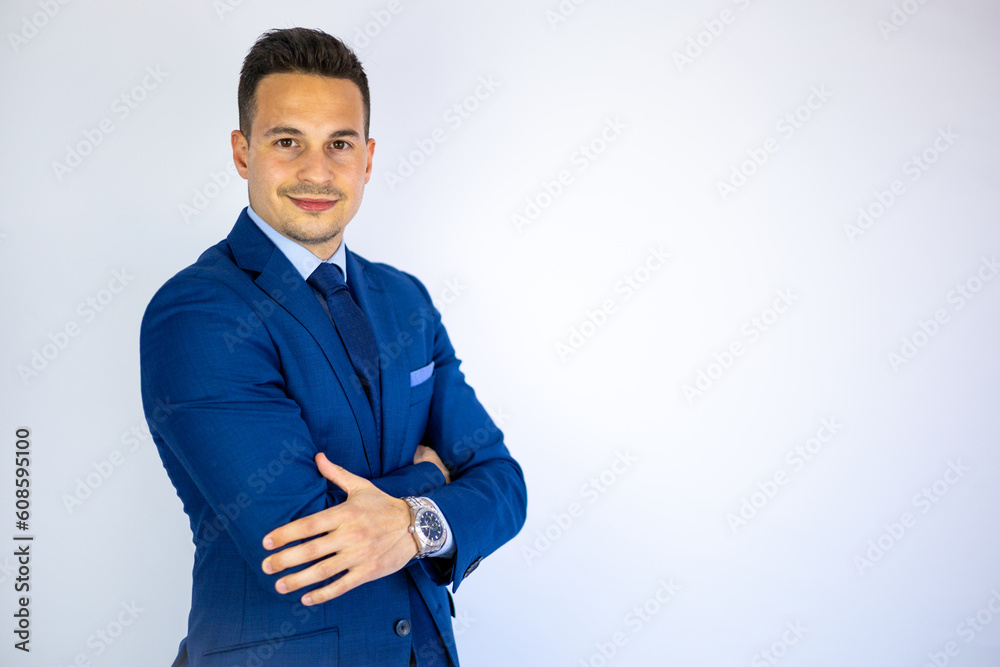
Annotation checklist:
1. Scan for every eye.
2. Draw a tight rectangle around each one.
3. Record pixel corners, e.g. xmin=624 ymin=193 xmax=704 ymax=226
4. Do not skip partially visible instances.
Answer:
xmin=331 ymin=140 xmax=348 ymax=150
xmin=276 ymin=138 xmax=296 ymax=148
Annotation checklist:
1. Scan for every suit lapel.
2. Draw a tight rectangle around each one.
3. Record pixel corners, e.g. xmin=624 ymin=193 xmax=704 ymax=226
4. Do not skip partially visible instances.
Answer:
xmin=227 ymin=210 xmax=380 ymax=477
xmin=347 ymin=251 xmax=409 ymax=476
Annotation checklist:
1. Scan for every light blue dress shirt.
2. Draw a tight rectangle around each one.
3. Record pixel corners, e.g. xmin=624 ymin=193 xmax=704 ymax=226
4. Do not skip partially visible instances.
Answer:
xmin=245 ymin=205 xmax=455 ymax=558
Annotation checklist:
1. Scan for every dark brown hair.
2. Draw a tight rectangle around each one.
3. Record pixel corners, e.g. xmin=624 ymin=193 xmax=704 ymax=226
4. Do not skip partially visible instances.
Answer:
xmin=238 ymin=28 xmax=370 ymax=140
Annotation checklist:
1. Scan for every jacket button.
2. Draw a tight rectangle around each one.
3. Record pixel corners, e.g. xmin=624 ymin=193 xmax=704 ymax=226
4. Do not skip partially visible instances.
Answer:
xmin=395 ymin=619 xmax=411 ymax=637
xmin=464 ymin=556 xmax=483 ymax=578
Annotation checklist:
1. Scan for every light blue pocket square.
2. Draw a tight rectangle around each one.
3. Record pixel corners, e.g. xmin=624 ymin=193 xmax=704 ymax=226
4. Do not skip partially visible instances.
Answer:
xmin=410 ymin=362 xmax=434 ymax=387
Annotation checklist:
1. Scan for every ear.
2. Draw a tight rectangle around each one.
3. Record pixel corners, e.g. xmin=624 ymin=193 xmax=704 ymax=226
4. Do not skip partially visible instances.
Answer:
xmin=364 ymin=137 xmax=376 ymax=184
xmin=232 ymin=130 xmax=250 ymax=179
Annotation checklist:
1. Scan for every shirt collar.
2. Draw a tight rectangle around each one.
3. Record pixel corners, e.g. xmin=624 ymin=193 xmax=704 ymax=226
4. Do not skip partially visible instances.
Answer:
xmin=245 ymin=205 xmax=348 ymax=283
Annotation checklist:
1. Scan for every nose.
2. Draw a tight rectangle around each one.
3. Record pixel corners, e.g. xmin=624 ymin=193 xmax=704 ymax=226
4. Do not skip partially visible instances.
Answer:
xmin=296 ymin=146 xmax=334 ymax=186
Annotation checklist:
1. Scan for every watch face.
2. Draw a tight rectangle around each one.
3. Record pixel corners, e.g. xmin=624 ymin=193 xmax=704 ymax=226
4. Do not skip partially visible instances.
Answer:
xmin=417 ymin=510 xmax=444 ymax=543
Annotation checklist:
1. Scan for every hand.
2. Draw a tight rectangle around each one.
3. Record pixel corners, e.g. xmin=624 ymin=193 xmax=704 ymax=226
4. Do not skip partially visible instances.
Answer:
xmin=414 ymin=444 xmax=451 ymax=484
xmin=261 ymin=453 xmax=418 ymax=605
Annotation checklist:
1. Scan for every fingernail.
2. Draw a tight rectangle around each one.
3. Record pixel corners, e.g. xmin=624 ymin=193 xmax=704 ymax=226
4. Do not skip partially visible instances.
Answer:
xmin=303 ymin=595 xmax=313 ymax=605
xmin=262 ymin=559 xmax=273 ymax=574
xmin=276 ymin=580 xmax=287 ymax=593
xmin=263 ymin=537 xmax=274 ymax=549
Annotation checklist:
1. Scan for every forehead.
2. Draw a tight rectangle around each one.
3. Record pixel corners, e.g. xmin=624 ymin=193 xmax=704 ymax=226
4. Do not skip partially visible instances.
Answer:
xmin=252 ymin=73 xmax=364 ymax=129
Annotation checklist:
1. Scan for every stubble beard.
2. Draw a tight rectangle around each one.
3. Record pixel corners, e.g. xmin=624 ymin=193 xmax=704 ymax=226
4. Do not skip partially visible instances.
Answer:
xmin=276 ymin=183 xmax=350 ymax=248
xmin=281 ymin=215 xmax=343 ymax=247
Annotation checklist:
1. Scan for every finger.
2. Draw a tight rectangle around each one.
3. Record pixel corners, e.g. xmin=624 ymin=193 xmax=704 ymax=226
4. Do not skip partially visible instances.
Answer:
xmin=315 ymin=453 xmax=368 ymax=493
xmin=263 ymin=506 xmax=341 ymax=551
xmin=263 ymin=530 xmax=347 ymax=576
xmin=275 ymin=533 xmax=416 ymax=604
xmin=414 ymin=446 xmax=450 ymax=484
xmin=275 ymin=552 xmax=350 ymax=595
xmin=301 ymin=568 xmax=365 ymax=605
xmin=299 ymin=538 xmax=412 ymax=605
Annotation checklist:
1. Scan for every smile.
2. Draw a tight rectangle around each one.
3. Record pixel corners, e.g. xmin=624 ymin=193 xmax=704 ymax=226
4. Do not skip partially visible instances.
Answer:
xmin=288 ymin=196 xmax=338 ymax=212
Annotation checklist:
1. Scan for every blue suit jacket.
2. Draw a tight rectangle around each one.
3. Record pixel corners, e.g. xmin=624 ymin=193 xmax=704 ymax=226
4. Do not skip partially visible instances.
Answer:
xmin=140 ymin=209 xmax=527 ymax=665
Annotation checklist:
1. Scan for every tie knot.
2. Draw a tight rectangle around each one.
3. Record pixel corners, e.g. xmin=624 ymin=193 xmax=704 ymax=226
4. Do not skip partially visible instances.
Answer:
xmin=307 ymin=262 xmax=347 ymax=298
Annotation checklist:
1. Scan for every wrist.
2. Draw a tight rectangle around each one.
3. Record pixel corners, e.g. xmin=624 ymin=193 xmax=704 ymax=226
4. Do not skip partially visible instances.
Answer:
xmin=400 ymin=498 xmax=420 ymax=557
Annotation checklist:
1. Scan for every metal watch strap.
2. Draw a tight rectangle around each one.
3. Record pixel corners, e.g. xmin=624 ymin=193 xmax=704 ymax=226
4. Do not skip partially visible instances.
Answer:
xmin=402 ymin=496 xmax=445 ymax=559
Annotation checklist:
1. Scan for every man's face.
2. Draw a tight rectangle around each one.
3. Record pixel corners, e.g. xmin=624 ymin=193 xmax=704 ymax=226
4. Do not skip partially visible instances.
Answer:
xmin=231 ymin=73 xmax=375 ymax=260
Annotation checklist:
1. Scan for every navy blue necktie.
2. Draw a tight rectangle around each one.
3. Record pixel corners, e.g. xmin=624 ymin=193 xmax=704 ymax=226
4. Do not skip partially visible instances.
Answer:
xmin=307 ymin=263 xmax=381 ymax=441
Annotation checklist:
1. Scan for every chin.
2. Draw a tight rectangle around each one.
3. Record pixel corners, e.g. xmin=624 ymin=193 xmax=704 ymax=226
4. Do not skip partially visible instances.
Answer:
xmin=291 ymin=226 xmax=342 ymax=246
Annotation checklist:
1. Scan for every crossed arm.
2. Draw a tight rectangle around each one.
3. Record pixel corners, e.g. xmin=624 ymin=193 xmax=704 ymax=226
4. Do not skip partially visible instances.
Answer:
xmin=262 ymin=445 xmax=451 ymax=606
xmin=142 ymin=278 xmax=440 ymax=597
xmin=141 ymin=273 xmax=525 ymax=605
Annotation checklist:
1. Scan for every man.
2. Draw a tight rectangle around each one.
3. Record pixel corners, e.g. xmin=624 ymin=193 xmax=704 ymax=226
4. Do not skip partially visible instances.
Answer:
xmin=140 ymin=27 xmax=526 ymax=666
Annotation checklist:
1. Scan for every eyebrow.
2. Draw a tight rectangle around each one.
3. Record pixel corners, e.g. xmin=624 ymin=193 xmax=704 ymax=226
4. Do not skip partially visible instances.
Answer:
xmin=261 ymin=126 xmax=362 ymax=140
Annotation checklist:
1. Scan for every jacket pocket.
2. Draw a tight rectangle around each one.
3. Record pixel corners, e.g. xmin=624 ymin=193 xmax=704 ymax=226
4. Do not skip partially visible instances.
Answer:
xmin=200 ymin=626 xmax=339 ymax=666
xmin=409 ymin=365 xmax=435 ymax=405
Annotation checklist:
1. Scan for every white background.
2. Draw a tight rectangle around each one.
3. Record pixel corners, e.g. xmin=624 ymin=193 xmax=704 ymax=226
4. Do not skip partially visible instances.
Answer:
xmin=2 ymin=0 xmax=999 ymax=665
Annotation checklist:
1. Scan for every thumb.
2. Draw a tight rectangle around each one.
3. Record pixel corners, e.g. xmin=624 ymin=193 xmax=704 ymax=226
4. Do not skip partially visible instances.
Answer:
xmin=315 ymin=453 xmax=363 ymax=493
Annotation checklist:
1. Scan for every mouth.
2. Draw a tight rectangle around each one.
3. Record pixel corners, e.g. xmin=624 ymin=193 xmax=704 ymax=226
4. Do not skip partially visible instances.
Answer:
xmin=288 ymin=196 xmax=338 ymax=212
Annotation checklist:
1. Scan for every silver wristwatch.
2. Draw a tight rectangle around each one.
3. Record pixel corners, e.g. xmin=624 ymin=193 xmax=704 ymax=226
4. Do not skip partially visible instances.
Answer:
xmin=402 ymin=497 xmax=447 ymax=558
